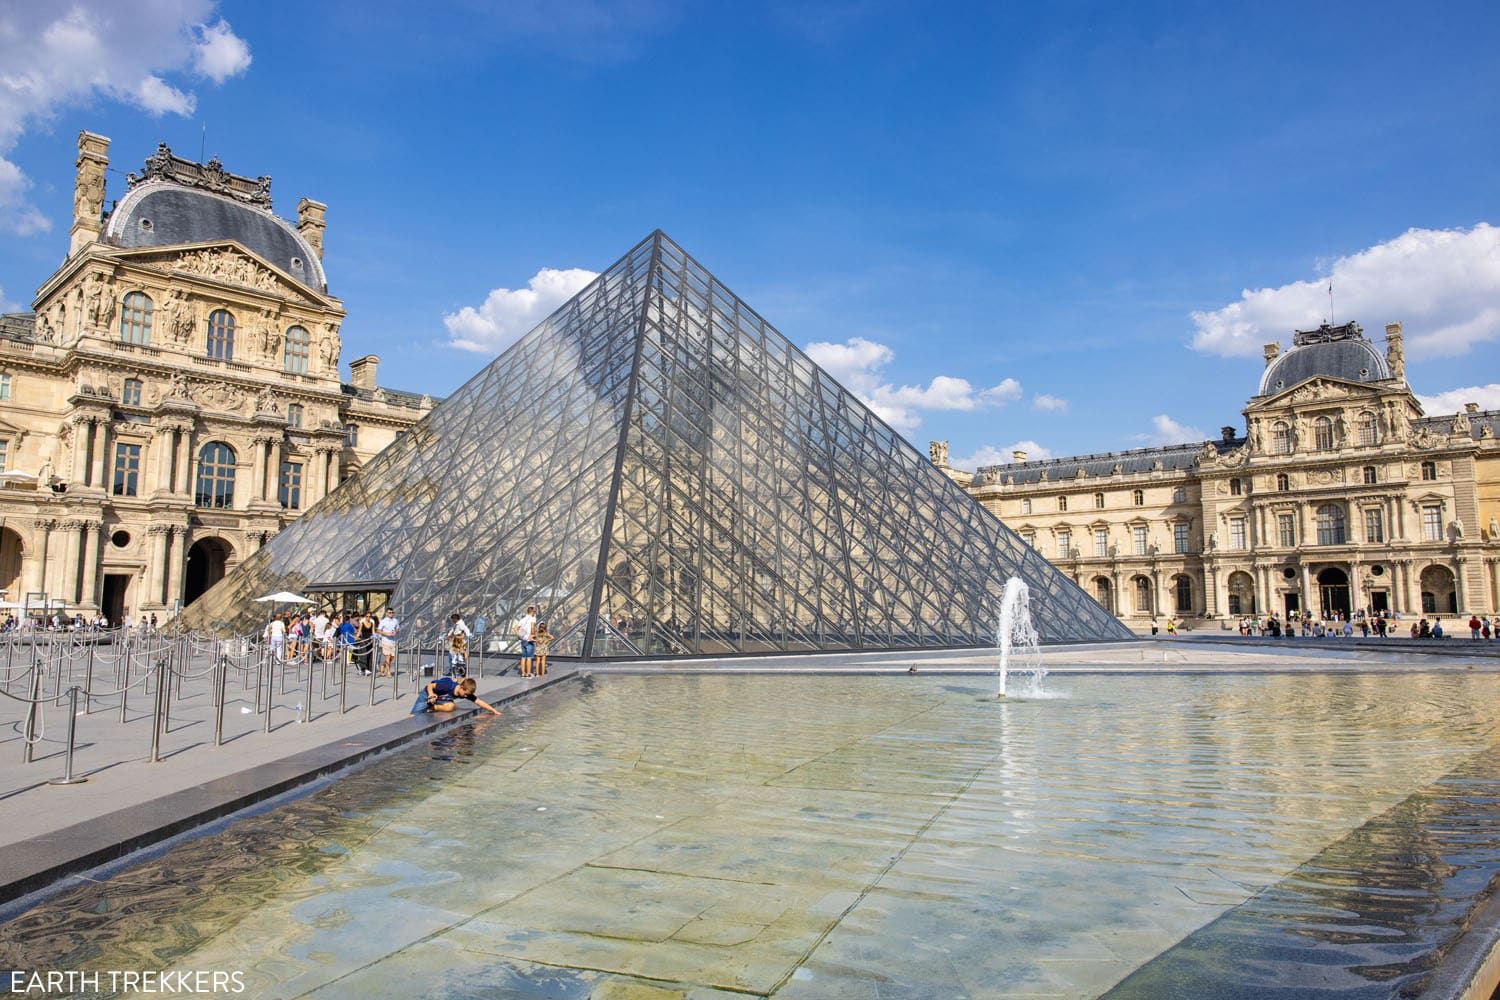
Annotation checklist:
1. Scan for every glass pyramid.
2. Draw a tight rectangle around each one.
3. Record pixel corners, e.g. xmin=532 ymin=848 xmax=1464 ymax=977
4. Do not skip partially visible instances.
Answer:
xmin=183 ymin=232 xmax=1132 ymax=655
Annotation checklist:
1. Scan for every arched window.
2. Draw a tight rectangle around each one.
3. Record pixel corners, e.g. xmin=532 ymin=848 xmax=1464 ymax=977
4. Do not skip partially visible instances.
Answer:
xmin=1272 ymin=421 xmax=1292 ymax=454
xmin=1174 ymin=575 xmax=1193 ymax=613
xmin=1314 ymin=415 xmax=1334 ymax=450
xmin=205 ymin=309 xmax=235 ymax=359
xmin=1093 ymin=492 xmax=1105 ymax=509
xmin=1316 ymin=503 xmax=1346 ymax=545
xmin=1132 ymin=489 xmax=1144 ymax=506
xmin=284 ymin=325 xmax=311 ymax=374
xmin=1229 ymin=477 xmax=1242 ymax=496
xmin=1362 ymin=465 xmax=1377 ymax=485
xmin=1134 ymin=577 xmax=1152 ymax=613
xmin=194 ymin=442 xmax=237 ymax=509
xmin=1357 ymin=411 xmax=1377 ymax=445
xmin=119 ymin=292 xmax=153 ymax=345
xmin=1276 ymin=473 xmax=1290 ymax=492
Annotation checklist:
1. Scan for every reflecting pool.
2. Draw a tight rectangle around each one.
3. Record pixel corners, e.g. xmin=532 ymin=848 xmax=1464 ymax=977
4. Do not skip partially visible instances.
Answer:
xmin=5 ymin=672 xmax=1500 ymax=999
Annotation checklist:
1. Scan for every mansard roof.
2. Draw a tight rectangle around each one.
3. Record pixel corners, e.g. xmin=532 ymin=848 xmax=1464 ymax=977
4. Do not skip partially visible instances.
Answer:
xmin=102 ymin=144 xmax=325 ymax=293
xmin=1257 ymin=321 xmax=1391 ymax=397
xmin=974 ymin=437 xmax=1244 ymax=487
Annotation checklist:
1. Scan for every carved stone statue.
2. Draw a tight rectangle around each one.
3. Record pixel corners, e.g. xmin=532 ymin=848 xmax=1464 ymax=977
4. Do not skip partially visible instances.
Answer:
xmin=1450 ymin=519 xmax=1465 ymax=541
xmin=255 ymin=386 xmax=277 ymax=414
xmin=169 ymin=370 xmax=191 ymax=398
xmin=929 ymin=440 xmax=949 ymax=467
xmin=319 ymin=323 xmax=339 ymax=368
xmin=258 ymin=308 xmax=280 ymax=357
xmin=1248 ymin=419 xmax=1263 ymax=453
xmin=1453 ymin=412 xmax=1471 ymax=435
xmin=163 ymin=291 xmax=192 ymax=344
xmin=1489 ymin=517 xmax=1500 ymax=541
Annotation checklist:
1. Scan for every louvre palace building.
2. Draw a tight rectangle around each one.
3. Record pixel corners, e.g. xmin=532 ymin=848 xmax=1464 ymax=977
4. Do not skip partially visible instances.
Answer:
xmin=0 ymin=132 xmax=433 ymax=624
xmin=941 ymin=320 xmax=1500 ymax=627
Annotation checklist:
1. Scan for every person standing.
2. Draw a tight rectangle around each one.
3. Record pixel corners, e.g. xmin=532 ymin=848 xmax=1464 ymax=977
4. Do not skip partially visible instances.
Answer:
xmin=336 ymin=613 xmax=357 ymax=671
xmin=355 ymin=612 xmax=376 ymax=675
xmin=1470 ymin=615 xmax=1482 ymax=640
xmin=514 ymin=605 xmax=538 ymax=678
xmin=534 ymin=620 xmax=551 ymax=677
xmin=377 ymin=607 xmax=400 ymax=677
xmin=446 ymin=612 xmax=472 ymax=677
xmin=266 ymin=614 xmax=287 ymax=662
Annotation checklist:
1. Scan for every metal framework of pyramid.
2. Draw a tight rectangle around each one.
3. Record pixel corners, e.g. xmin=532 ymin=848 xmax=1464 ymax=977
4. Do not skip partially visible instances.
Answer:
xmin=184 ymin=232 xmax=1131 ymax=656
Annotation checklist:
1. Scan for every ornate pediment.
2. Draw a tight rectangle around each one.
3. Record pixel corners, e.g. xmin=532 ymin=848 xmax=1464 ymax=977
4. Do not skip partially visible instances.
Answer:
xmin=1247 ymin=376 xmax=1388 ymax=413
xmin=114 ymin=243 xmax=326 ymax=305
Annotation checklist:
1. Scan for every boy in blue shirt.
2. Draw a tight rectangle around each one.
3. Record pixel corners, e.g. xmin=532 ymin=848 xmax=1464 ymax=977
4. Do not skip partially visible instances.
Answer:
xmin=410 ymin=676 xmax=502 ymax=716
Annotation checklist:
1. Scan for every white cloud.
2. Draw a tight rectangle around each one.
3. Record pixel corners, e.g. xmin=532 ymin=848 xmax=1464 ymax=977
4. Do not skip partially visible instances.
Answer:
xmin=0 ymin=286 xmax=17 ymax=313
xmin=1190 ymin=224 xmax=1500 ymax=359
xmin=951 ymin=441 xmax=1054 ymax=470
xmin=804 ymin=336 xmax=1023 ymax=432
xmin=0 ymin=3 xmax=252 ymax=234
xmin=193 ymin=19 xmax=252 ymax=82
xmin=444 ymin=267 xmax=599 ymax=354
xmin=1033 ymin=393 xmax=1068 ymax=412
xmin=1135 ymin=414 xmax=1207 ymax=446
xmin=1416 ymin=384 xmax=1500 ymax=415
xmin=134 ymin=75 xmax=196 ymax=116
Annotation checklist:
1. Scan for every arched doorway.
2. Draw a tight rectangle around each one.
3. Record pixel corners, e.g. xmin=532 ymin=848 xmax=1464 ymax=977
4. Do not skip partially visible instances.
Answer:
xmin=1317 ymin=566 xmax=1350 ymax=620
xmin=184 ymin=537 xmax=234 ymax=606
xmin=1226 ymin=571 xmax=1255 ymax=616
xmin=0 ymin=527 xmax=22 ymax=600
xmin=1420 ymin=565 xmax=1457 ymax=615
xmin=1093 ymin=577 xmax=1113 ymax=614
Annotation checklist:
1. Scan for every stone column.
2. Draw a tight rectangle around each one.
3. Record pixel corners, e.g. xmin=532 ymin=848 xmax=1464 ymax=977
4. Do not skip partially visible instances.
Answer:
xmin=175 ymin=430 xmax=193 ymax=495
xmin=148 ymin=525 xmax=171 ymax=606
xmin=155 ymin=427 xmax=176 ymax=492
xmin=60 ymin=520 xmax=83 ymax=605
xmin=250 ymin=437 xmax=268 ymax=502
xmin=32 ymin=519 xmax=57 ymax=600
xmin=1151 ymin=568 xmax=1163 ymax=619
xmin=1455 ymin=558 xmax=1468 ymax=614
xmin=1350 ymin=559 xmax=1362 ymax=617
xmin=90 ymin=420 xmax=109 ymax=489
xmin=1301 ymin=563 xmax=1314 ymax=616
xmin=165 ymin=526 xmax=189 ymax=611
xmin=70 ymin=418 xmax=92 ymax=482
xmin=326 ymin=448 xmax=339 ymax=494
xmin=79 ymin=521 xmax=101 ymax=608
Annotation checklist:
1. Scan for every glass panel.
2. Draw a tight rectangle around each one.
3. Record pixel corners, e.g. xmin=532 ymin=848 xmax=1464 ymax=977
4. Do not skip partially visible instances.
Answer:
xmin=180 ymin=233 xmax=1132 ymax=652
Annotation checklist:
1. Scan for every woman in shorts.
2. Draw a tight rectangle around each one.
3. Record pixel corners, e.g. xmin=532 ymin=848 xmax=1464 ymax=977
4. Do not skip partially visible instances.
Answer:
xmin=534 ymin=621 xmax=551 ymax=677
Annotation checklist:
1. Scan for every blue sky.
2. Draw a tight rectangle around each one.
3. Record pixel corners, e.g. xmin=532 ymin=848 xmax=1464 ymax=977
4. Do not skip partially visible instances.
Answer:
xmin=1 ymin=1 xmax=1497 ymax=467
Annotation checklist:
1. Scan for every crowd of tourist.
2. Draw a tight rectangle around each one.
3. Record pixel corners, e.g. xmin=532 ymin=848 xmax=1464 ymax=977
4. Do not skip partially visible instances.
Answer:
xmin=1230 ymin=610 xmax=1497 ymax=640
xmin=1 ymin=612 xmax=161 ymax=634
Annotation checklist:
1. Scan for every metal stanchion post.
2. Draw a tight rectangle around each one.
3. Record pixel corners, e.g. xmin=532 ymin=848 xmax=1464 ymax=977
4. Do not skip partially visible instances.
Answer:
xmin=367 ymin=644 xmax=377 ymax=706
xmin=83 ymin=642 xmax=95 ymax=714
xmin=48 ymin=686 xmax=86 ymax=784
xmin=303 ymin=648 xmax=314 ymax=723
xmin=163 ymin=647 xmax=174 ymax=734
xmin=118 ymin=648 xmax=132 ymax=723
xmin=213 ymin=653 xmax=228 ymax=747
xmin=148 ymin=657 xmax=167 ymax=763
xmin=264 ymin=652 xmax=275 ymax=734
xmin=392 ymin=644 xmax=401 ymax=699
xmin=339 ymin=649 xmax=349 ymax=715
xmin=21 ymin=662 xmax=42 ymax=764
xmin=254 ymin=645 xmax=266 ymax=716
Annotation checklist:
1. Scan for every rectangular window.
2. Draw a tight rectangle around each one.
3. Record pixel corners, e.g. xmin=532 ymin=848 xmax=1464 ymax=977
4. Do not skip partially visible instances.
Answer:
xmin=1422 ymin=504 xmax=1443 ymax=541
xmin=1172 ymin=486 xmax=1186 ymax=503
xmin=344 ymin=424 xmax=358 ymax=448
xmin=1021 ymin=531 xmax=1035 ymax=550
xmin=1278 ymin=514 xmax=1295 ymax=547
xmin=122 ymin=378 xmax=142 ymax=405
xmin=0 ymin=373 xmax=10 ymax=401
xmin=287 ymin=403 xmax=303 ymax=429
xmin=1173 ymin=522 xmax=1189 ymax=554
xmin=1364 ymin=508 xmax=1384 ymax=543
xmin=1132 ymin=526 xmax=1147 ymax=555
xmin=0 ymin=440 xmax=8 ymax=470
xmin=1056 ymin=530 xmax=1070 ymax=558
xmin=278 ymin=461 xmax=303 ymax=510
xmin=112 ymin=443 xmax=140 ymax=496
xmin=1094 ymin=528 xmax=1108 ymax=558
xmin=1058 ymin=496 xmax=1067 ymax=512
xmin=1230 ymin=517 xmax=1246 ymax=550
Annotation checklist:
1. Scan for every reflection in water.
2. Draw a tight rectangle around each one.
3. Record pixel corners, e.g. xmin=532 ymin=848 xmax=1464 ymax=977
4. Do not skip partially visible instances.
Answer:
xmin=2 ymin=673 xmax=1499 ymax=999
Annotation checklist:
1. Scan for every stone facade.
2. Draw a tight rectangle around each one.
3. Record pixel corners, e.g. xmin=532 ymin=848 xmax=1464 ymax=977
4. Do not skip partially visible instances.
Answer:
xmin=0 ymin=132 xmax=434 ymax=623
xmin=944 ymin=321 xmax=1500 ymax=626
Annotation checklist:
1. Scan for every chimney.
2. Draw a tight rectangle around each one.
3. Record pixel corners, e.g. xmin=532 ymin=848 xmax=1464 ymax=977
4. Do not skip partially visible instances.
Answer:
xmin=1385 ymin=322 xmax=1405 ymax=381
xmin=1221 ymin=426 xmax=1236 ymax=443
xmin=1011 ymin=449 xmax=1027 ymax=463
xmin=1262 ymin=342 xmax=1280 ymax=368
xmin=70 ymin=132 xmax=110 ymax=256
xmin=296 ymin=197 xmax=327 ymax=259
xmin=349 ymin=354 xmax=379 ymax=392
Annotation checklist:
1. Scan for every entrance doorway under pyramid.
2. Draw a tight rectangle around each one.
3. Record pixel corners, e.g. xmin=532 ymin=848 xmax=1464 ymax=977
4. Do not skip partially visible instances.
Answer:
xmin=182 ymin=232 xmax=1131 ymax=656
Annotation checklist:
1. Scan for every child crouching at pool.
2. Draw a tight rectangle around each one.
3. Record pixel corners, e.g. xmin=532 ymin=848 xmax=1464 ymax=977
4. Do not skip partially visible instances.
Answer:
xmin=410 ymin=676 xmax=502 ymax=716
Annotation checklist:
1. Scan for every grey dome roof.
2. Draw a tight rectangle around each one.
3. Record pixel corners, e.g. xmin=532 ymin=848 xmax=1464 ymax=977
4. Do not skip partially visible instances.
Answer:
xmin=1257 ymin=335 xmax=1390 ymax=396
xmin=104 ymin=181 xmax=326 ymax=292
